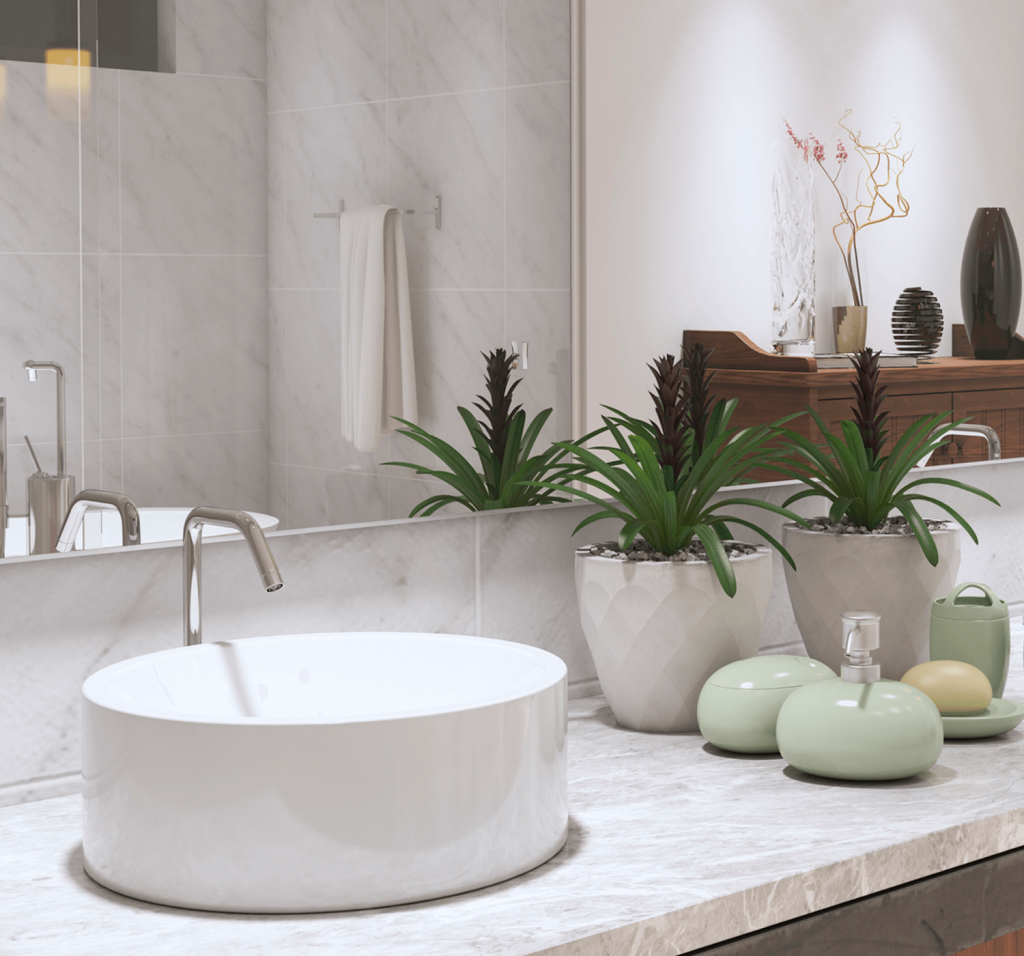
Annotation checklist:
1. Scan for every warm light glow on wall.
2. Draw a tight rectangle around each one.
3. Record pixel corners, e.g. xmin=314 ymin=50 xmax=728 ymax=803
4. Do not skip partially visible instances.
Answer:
xmin=45 ymin=48 xmax=91 ymax=121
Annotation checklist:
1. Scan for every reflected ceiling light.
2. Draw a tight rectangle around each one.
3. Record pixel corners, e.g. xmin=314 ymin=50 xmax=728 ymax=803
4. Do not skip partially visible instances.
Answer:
xmin=45 ymin=47 xmax=91 ymax=121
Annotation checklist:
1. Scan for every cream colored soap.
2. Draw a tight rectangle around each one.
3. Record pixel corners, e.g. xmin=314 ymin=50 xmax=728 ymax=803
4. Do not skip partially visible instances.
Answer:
xmin=901 ymin=660 xmax=993 ymax=716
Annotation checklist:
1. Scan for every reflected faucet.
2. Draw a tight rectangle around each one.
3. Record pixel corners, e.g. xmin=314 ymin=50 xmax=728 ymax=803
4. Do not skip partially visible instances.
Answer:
xmin=56 ymin=489 xmax=142 ymax=552
xmin=183 ymin=507 xmax=283 ymax=646
xmin=24 ymin=361 xmax=75 ymax=553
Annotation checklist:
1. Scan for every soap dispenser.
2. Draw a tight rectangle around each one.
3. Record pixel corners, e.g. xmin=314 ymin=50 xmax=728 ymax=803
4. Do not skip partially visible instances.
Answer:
xmin=776 ymin=611 xmax=944 ymax=781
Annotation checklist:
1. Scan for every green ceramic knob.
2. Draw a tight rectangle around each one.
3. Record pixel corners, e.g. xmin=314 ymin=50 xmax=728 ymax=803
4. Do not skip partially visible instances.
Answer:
xmin=930 ymin=582 xmax=1010 ymax=697
xmin=776 ymin=678 xmax=943 ymax=780
xmin=697 ymin=655 xmax=837 ymax=754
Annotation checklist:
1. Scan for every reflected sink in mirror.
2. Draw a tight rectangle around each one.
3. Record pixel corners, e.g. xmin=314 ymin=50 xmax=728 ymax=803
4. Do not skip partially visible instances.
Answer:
xmin=3 ymin=509 xmax=279 ymax=556
xmin=82 ymin=632 xmax=568 ymax=913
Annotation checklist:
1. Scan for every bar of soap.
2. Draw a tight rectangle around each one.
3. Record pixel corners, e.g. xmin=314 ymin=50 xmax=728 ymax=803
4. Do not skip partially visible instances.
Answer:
xmin=901 ymin=660 xmax=993 ymax=716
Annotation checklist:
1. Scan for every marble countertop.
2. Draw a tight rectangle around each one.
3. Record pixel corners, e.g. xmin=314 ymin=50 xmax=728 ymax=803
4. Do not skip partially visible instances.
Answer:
xmin=6 ymin=631 xmax=1024 ymax=956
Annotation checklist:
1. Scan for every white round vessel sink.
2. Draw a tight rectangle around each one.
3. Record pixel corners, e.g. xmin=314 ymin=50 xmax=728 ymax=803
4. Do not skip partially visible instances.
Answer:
xmin=3 ymin=509 xmax=279 ymax=555
xmin=82 ymin=632 xmax=568 ymax=913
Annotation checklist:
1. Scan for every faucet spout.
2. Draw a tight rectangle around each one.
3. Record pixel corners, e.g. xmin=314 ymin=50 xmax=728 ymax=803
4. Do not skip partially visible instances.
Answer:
xmin=56 ymin=489 xmax=142 ymax=552
xmin=183 ymin=507 xmax=283 ymax=646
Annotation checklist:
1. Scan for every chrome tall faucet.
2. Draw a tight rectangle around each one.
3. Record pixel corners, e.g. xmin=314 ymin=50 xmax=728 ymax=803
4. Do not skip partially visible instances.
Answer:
xmin=24 ymin=361 xmax=75 ymax=554
xmin=55 ymin=489 xmax=142 ymax=552
xmin=183 ymin=507 xmax=283 ymax=646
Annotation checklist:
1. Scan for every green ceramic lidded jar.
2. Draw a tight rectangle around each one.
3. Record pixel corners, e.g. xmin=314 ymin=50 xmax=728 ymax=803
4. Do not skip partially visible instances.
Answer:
xmin=697 ymin=655 xmax=837 ymax=754
xmin=930 ymin=582 xmax=1010 ymax=698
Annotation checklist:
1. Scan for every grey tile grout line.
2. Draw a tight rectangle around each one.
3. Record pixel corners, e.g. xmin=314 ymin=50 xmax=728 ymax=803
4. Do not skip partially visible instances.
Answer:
xmin=267 ymin=78 xmax=569 ymax=115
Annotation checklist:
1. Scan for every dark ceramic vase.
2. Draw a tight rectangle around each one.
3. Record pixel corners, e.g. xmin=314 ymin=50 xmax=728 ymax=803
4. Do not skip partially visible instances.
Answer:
xmin=891 ymin=287 xmax=943 ymax=358
xmin=961 ymin=207 xmax=1022 ymax=359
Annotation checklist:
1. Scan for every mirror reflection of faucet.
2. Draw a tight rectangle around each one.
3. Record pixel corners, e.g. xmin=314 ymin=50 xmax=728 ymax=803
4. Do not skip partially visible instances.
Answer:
xmin=23 ymin=361 xmax=75 ymax=554
xmin=56 ymin=490 xmax=142 ymax=552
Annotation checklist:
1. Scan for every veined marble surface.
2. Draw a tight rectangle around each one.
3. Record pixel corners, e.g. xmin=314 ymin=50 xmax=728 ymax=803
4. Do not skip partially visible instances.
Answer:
xmin=4 ymin=629 xmax=1024 ymax=956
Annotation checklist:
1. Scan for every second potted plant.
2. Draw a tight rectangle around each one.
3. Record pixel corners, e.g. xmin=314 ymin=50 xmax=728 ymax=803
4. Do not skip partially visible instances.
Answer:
xmin=774 ymin=348 xmax=999 ymax=679
xmin=552 ymin=346 xmax=808 ymax=734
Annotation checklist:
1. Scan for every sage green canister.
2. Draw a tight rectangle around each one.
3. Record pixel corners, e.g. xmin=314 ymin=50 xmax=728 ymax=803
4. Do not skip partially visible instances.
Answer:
xmin=930 ymin=582 xmax=1010 ymax=697
xmin=697 ymin=656 xmax=837 ymax=754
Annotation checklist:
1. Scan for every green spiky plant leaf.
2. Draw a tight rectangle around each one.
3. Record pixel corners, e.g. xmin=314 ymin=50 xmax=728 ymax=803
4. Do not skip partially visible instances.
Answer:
xmin=769 ymin=347 xmax=1000 ymax=566
xmin=535 ymin=349 xmax=809 ymax=597
xmin=385 ymin=347 xmax=589 ymax=515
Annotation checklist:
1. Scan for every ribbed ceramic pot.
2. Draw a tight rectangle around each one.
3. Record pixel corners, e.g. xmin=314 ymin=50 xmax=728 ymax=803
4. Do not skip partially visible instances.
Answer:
xmin=575 ymin=546 xmax=773 ymax=733
xmin=782 ymin=523 xmax=960 ymax=680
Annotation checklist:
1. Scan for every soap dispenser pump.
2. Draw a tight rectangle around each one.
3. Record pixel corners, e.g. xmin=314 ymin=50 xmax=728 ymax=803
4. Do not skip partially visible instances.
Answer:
xmin=776 ymin=611 xmax=944 ymax=781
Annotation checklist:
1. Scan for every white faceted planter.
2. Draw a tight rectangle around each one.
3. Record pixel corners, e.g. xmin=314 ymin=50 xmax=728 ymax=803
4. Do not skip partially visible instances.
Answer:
xmin=575 ymin=546 xmax=773 ymax=733
xmin=782 ymin=523 xmax=961 ymax=680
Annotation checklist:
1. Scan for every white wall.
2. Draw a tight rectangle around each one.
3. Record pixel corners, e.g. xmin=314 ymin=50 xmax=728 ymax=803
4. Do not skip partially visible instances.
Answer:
xmin=584 ymin=0 xmax=1024 ymax=429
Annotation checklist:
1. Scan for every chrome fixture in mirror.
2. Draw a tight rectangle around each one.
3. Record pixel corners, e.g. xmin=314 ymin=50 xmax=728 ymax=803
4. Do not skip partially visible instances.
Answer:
xmin=23 ymin=361 xmax=75 ymax=554
xmin=56 ymin=489 xmax=142 ymax=552
xmin=183 ymin=507 xmax=284 ymax=646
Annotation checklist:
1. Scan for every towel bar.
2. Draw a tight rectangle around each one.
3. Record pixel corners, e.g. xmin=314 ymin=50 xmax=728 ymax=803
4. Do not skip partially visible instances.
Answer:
xmin=314 ymin=196 xmax=442 ymax=230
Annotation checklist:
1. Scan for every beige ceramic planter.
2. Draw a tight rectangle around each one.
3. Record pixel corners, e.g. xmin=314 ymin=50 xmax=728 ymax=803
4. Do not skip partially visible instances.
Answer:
xmin=575 ymin=546 xmax=773 ymax=733
xmin=782 ymin=523 xmax=961 ymax=680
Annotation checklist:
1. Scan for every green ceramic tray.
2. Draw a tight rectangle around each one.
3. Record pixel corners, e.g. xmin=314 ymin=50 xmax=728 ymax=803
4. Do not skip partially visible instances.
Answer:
xmin=941 ymin=698 xmax=1024 ymax=739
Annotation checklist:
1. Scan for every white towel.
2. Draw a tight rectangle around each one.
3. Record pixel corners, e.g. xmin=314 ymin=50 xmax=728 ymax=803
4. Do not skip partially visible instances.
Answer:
xmin=339 ymin=205 xmax=418 ymax=452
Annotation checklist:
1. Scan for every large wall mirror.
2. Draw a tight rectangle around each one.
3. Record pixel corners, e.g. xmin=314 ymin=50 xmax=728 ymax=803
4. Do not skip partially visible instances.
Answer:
xmin=0 ymin=0 xmax=574 ymax=559
xmin=582 ymin=0 xmax=1024 ymax=435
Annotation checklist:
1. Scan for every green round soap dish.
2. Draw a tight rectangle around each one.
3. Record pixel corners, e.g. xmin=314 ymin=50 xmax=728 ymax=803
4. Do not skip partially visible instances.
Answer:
xmin=942 ymin=698 xmax=1024 ymax=739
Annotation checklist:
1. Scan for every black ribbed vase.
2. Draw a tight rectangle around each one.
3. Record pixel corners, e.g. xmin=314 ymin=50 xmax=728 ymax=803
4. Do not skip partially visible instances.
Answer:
xmin=961 ymin=207 xmax=1022 ymax=359
xmin=891 ymin=287 xmax=943 ymax=357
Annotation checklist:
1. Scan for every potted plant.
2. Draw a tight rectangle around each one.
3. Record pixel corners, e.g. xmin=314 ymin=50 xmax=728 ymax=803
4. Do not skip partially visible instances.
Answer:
xmin=549 ymin=346 xmax=809 ymax=734
xmin=387 ymin=348 xmax=585 ymax=514
xmin=773 ymin=348 xmax=999 ymax=679
xmin=786 ymin=113 xmax=912 ymax=350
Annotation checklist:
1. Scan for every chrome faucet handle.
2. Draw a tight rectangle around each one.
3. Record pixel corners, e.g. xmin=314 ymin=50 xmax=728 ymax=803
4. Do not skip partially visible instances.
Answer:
xmin=183 ymin=507 xmax=284 ymax=646
xmin=56 ymin=489 xmax=142 ymax=552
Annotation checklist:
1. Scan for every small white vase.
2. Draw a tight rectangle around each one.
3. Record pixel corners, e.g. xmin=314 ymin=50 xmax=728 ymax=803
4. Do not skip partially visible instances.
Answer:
xmin=575 ymin=546 xmax=773 ymax=733
xmin=782 ymin=523 xmax=961 ymax=680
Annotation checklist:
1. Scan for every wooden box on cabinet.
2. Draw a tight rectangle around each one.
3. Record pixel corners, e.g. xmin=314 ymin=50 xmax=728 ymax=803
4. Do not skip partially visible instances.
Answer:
xmin=681 ymin=329 xmax=1024 ymax=480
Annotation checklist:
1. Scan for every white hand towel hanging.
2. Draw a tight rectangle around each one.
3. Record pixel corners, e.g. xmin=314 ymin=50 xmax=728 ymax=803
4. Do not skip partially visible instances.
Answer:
xmin=339 ymin=205 xmax=418 ymax=452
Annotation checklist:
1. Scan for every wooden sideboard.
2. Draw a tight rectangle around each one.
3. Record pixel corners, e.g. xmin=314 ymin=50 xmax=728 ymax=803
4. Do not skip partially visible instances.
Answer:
xmin=682 ymin=329 xmax=1024 ymax=474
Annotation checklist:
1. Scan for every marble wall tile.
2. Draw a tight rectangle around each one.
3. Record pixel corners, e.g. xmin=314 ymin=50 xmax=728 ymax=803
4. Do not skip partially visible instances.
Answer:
xmin=92 ymin=254 xmax=122 ymax=443
xmin=175 ymin=0 xmax=267 ymax=80
xmin=283 ymin=102 xmax=388 ymax=290
xmin=286 ymin=466 xmax=392 ymax=530
xmin=0 ymin=254 xmax=84 ymax=456
xmin=505 ymin=82 xmax=571 ymax=290
xmin=388 ymin=473 xmax=453 ymax=521
xmin=0 ymin=62 xmax=79 ymax=254
xmin=406 ymin=290 xmax=506 ymax=462
xmin=268 ymin=290 xmax=287 ymax=464
xmin=121 ymin=430 xmax=269 ymax=511
xmin=505 ymin=290 xmax=572 ymax=446
xmin=387 ymin=0 xmax=504 ymax=98
xmin=477 ymin=506 xmax=618 ymax=685
xmin=269 ymin=460 xmax=288 ymax=527
xmin=79 ymin=68 xmax=121 ymax=256
xmin=267 ymin=109 xmax=288 ymax=290
xmin=119 ymin=255 xmax=268 ymax=438
xmin=284 ymin=289 xmax=391 ymax=473
xmin=504 ymin=0 xmax=571 ymax=87
xmin=118 ymin=72 xmax=266 ymax=255
xmin=389 ymin=90 xmax=504 ymax=290
xmin=266 ymin=0 xmax=287 ymax=113
xmin=284 ymin=0 xmax=387 ymax=111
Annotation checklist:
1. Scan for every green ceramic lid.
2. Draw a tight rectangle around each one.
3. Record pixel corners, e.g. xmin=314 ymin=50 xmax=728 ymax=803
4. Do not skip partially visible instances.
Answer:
xmin=932 ymin=582 xmax=1009 ymax=622
xmin=706 ymin=655 xmax=837 ymax=690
